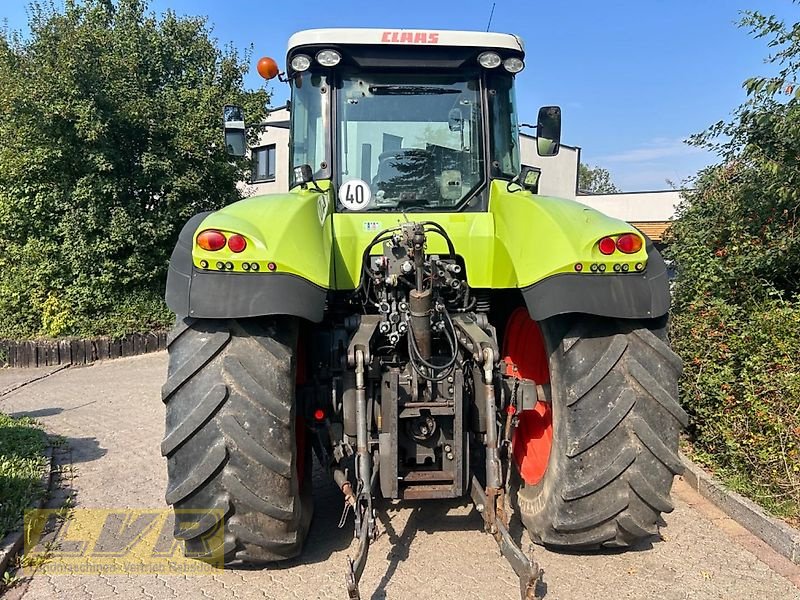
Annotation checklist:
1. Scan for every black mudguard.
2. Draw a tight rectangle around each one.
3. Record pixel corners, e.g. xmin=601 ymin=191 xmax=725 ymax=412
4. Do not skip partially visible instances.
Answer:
xmin=165 ymin=213 xmax=327 ymax=322
xmin=522 ymin=240 xmax=671 ymax=321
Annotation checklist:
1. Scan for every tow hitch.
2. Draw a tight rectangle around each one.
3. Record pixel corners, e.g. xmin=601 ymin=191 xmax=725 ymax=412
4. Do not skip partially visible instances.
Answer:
xmin=334 ymin=227 xmax=544 ymax=600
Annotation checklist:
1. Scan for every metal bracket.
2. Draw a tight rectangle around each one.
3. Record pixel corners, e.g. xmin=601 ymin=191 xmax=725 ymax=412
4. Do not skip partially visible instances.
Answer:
xmin=345 ymin=525 xmax=370 ymax=600
xmin=451 ymin=313 xmax=499 ymax=363
xmin=347 ymin=315 xmax=381 ymax=366
xmin=470 ymin=476 xmax=544 ymax=600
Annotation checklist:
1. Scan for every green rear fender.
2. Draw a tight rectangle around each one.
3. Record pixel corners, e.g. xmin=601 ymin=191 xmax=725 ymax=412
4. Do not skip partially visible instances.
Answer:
xmin=165 ymin=186 xmax=333 ymax=322
xmin=490 ymin=180 xmax=649 ymax=286
xmin=488 ymin=181 xmax=671 ymax=320
xmin=191 ymin=189 xmax=333 ymax=286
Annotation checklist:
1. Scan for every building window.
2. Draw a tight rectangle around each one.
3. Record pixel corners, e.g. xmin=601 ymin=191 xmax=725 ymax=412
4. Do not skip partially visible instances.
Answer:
xmin=252 ymin=145 xmax=276 ymax=182
xmin=382 ymin=133 xmax=403 ymax=153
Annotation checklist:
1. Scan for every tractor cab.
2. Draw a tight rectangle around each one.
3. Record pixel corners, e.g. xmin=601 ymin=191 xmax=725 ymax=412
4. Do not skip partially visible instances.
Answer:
xmin=227 ymin=28 xmax=561 ymax=210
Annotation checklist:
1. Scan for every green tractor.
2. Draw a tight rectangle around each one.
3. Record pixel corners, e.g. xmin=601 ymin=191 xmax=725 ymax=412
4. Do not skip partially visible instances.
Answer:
xmin=162 ymin=28 xmax=686 ymax=600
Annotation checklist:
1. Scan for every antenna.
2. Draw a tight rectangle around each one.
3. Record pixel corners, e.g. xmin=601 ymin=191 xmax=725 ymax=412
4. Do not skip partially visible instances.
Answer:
xmin=486 ymin=1 xmax=496 ymax=32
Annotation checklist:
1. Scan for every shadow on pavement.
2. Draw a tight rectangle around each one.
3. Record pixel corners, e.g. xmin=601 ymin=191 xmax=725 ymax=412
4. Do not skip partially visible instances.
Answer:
xmin=298 ymin=462 xmax=354 ymax=562
xmin=233 ymin=465 xmax=485 ymax=580
xmin=9 ymin=407 xmax=63 ymax=419
xmin=63 ymin=436 xmax=107 ymax=464
xmin=371 ymin=497 xmax=482 ymax=600
xmin=9 ymin=400 xmax=97 ymax=421
xmin=2 ymin=408 xmax=106 ymax=465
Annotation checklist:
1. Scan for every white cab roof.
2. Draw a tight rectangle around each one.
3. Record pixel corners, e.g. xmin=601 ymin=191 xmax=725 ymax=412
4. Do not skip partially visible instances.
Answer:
xmin=287 ymin=28 xmax=524 ymax=55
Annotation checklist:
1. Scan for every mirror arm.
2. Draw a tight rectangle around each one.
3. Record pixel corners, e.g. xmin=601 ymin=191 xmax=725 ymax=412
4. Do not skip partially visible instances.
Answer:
xmin=506 ymin=165 xmax=541 ymax=194
xmin=306 ymin=174 xmax=325 ymax=194
xmin=506 ymin=176 xmax=524 ymax=194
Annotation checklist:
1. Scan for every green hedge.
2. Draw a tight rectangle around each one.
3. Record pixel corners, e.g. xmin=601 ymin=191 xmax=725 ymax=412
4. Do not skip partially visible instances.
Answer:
xmin=666 ymin=8 xmax=800 ymax=522
xmin=672 ymin=297 xmax=800 ymax=520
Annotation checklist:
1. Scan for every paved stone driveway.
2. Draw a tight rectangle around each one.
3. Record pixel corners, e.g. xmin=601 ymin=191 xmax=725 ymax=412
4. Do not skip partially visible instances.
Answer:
xmin=1 ymin=352 xmax=798 ymax=600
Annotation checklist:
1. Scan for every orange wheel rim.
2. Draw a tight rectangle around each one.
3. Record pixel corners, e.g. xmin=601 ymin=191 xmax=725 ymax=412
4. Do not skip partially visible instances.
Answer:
xmin=503 ymin=307 xmax=553 ymax=485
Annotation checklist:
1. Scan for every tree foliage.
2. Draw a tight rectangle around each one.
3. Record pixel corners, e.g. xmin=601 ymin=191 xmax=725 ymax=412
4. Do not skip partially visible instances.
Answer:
xmin=0 ymin=0 xmax=268 ymax=338
xmin=578 ymin=163 xmax=620 ymax=194
xmin=668 ymin=5 xmax=800 ymax=520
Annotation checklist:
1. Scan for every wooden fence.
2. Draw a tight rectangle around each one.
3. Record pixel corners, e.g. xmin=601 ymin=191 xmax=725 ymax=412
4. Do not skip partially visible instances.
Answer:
xmin=0 ymin=332 xmax=168 ymax=368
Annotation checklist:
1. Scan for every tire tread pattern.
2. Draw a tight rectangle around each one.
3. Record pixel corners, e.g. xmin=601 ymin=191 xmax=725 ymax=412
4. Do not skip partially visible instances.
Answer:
xmin=518 ymin=317 xmax=684 ymax=549
xmin=161 ymin=317 xmax=311 ymax=564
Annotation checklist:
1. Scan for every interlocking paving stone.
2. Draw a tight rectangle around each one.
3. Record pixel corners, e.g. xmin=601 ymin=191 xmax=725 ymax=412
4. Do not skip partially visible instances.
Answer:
xmin=1 ymin=352 xmax=798 ymax=600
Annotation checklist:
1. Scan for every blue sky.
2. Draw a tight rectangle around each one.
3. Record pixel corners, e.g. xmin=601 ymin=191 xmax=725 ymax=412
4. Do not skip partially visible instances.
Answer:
xmin=2 ymin=0 xmax=796 ymax=190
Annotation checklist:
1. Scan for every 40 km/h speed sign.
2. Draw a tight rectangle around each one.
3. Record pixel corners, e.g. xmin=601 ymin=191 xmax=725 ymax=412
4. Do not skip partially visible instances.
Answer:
xmin=339 ymin=179 xmax=372 ymax=211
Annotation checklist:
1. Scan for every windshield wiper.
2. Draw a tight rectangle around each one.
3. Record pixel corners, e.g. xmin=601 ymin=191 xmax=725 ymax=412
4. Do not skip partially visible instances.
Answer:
xmin=369 ymin=85 xmax=460 ymax=95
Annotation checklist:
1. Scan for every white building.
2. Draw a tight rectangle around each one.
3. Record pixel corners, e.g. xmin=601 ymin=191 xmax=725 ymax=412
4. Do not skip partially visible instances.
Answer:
xmin=242 ymin=106 xmax=681 ymax=243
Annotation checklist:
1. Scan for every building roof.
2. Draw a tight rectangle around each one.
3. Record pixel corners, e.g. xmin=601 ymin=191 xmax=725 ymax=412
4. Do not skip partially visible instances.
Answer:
xmin=631 ymin=222 xmax=672 ymax=242
xmin=287 ymin=29 xmax=524 ymax=55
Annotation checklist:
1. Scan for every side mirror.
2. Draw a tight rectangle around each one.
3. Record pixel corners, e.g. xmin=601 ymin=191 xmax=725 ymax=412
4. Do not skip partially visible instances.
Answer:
xmin=514 ymin=165 xmax=541 ymax=193
xmin=536 ymin=106 xmax=561 ymax=157
xmin=223 ymin=104 xmax=246 ymax=157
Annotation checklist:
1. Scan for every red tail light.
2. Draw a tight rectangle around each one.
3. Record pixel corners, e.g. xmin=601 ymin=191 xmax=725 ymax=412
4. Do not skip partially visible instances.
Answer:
xmin=313 ymin=409 xmax=325 ymax=421
xmin=616 ymin=233 xmax=643 ymax=254
xmin=197 ymin=230 xmax=226 ymax=251
xmin=598 ymin=236 xmax=616 ymax=255
xmin=227 ymin=234 xmax=247 ymax=253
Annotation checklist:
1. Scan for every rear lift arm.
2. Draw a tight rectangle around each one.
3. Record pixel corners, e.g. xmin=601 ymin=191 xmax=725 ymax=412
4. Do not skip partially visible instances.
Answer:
xmin=344 ymin=316 xmax=380 ymax=600
xmin=453 ymin=314 xmax=544 ymax=600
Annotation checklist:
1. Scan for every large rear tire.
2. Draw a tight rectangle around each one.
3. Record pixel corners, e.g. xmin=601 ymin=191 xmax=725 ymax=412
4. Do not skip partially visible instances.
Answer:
xmin=161 ymin=317 xmax=312 ymax=564
xmin=513 ymin=314 xmax=687 ymax=548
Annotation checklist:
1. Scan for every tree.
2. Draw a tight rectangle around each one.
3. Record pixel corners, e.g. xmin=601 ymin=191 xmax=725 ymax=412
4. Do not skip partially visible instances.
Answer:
xmin=667 ymin=4 xmax=800 ymax=519
xmin=578 ymin=163 xmax=620 ymax=194
xmin=0 ymin=0 xmax=269 ymax=338
xmin=671 ymin=6 xmax=800 ymax=308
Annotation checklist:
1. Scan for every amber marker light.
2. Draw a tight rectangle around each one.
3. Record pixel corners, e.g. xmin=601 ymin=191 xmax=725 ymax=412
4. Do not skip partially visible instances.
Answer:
xmin=257 ymin=56 xmax=279 ymax=80
xmin=197 ymin=230 xmax=226 ymax=251
xmin=616 ymin=233 xmax=643 ymax=254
